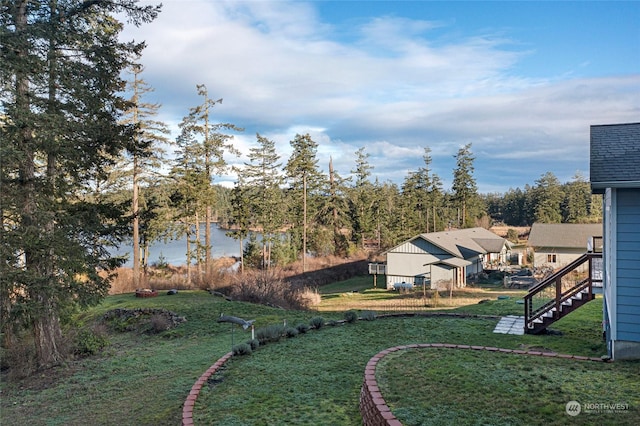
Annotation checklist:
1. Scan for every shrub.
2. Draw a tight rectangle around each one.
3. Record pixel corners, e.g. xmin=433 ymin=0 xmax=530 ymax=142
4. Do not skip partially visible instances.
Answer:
xmin=309 ymin=316 xmax=325 ymax=329
xmin=295 ymin=323 xmax=309 ymax=334
xmin=3 ymin=335 xmax=37 ymax=380
xmin=230 ymin=269 xmax=315 ymax=310
xmin=361 ymin=310 xmax=377 ymax=321
xmin=74 ymin=327 xmax=110 ymax=356
xmin=232 ymin=343 xmax=252 ymax=356
xmin=256 ymin=324 xmax=286 ymax=344
xmin=344 ymin=310 xmax=358 ymax=323
xmin=285 ymin=327 xmax=299 ymax=338
xmin=148 ymin=314 xmax=171 ymax=334
xmin=247 ymin=339 xmax=260 ymax=350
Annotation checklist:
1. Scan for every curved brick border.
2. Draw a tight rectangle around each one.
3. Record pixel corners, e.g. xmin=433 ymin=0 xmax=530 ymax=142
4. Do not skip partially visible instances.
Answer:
xmin=359 ymin=344 xmax=610 ymax=426
xmin=182 ymin=352 xmax=233 ymax=426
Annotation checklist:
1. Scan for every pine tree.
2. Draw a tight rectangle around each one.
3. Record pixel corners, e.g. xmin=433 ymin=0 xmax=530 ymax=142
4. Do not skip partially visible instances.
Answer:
xmin=285 ymin=133 xmax=324 ymax=271
xmin=348 ymin=147 xmax=376 ymax=248
xmin=176 ymin=84 xmax=241 ymax=273
xmin=451 ymin=143 xmax=478 ymax=227
xmin=120 ymin=62 xmax=170 ymax=287
xmin=532 ymin=172 xmax=563 ymax=223
xmin=240 ymin=133 xmax=285 ymax=268
xmin=561 ymin=172 xmax=591 ymax=223
xmin=0 ymin=0 xmax=160 ymax=368
xmin=317 ymin=157 xmax=351 ymax=256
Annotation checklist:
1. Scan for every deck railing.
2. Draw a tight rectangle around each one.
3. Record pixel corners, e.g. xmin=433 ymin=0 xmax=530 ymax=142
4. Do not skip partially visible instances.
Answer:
xmin=524 ymin=252 xmax=602 ymax=333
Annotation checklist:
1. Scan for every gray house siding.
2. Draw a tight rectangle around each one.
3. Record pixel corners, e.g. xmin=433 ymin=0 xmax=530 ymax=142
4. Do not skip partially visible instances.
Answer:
xmin=385 ymin=238 xmax=449 ymax=288
xmin=615 ymin=188 xmax=640 ymax=343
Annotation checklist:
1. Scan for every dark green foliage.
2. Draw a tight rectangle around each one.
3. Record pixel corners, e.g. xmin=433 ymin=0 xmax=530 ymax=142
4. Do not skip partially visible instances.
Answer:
xmin=74 ymin=328 xmax=109 ymax=356
xmin=295 ymin=323 xmax=310 ymax=334
xmin=506 ymin=228 xmax=519 ymax=242
xmin=309 ymin=316 xmax=325 ymax=329
xmin=285 ymin=326 xmax=299 ymax=338
xmin=232 ymin=343 xmax=252 ymax=356
xmin=361 ymin=310 xmax=377 ymax=321
xmin=247 ymin=339 xmax=260 ymax=350
xmin=344 ymin=310 xmax=358 ymax=323
xmin=0 ymin=0 xmax=160 ymax=368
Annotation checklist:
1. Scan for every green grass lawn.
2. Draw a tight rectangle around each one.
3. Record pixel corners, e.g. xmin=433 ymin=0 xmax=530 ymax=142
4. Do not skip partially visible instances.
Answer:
xmin=1 ymin=279 xmax=638 ymax=426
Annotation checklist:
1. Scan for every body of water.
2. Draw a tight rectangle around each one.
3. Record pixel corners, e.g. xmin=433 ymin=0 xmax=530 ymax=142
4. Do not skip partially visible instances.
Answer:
xmin=113 ymin=224 xmax=246 ymax=267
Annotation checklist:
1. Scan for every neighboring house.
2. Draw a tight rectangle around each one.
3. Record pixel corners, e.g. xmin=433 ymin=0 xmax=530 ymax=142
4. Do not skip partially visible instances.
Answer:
xmin=591 ymin=122 xmax=640 ymax=360
xmin=527 ymin=223 xmax=602 ymax=270
xmin=384 ymin=227 xmax=510 ymax=290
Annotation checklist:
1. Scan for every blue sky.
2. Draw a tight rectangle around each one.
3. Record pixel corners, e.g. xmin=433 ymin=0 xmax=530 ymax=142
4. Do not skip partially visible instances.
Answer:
xmin=122 ymin=1 xmax=640 ymax=193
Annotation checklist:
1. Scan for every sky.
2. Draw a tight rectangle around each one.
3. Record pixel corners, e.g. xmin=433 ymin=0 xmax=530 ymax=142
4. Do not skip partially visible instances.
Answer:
xmin=121 ymin=0 xmax=640 ymax=194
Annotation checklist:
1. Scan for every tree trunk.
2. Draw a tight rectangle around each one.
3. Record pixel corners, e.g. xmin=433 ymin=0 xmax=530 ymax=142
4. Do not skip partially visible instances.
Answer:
xmin=132 ymin=159 xmax=140 ymax=288
xmin=302 ymin=174 xmax=307 ymax=272
xmin=186 ymin=221 xmax=192 ymax=286
xmin=15 ymin=0 xmax=65 ymax=368
xmin=32 ymin=295 xmax=64 ymax=368
xmin=205 ymin=205 xmax=211 ymax=273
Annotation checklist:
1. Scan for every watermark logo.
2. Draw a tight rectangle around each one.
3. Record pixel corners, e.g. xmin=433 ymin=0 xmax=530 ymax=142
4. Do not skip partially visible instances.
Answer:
xmin=566 ymin=401 xmax=581 ymax=416
xmin=566 ymin=400 xmax=630 ymax=416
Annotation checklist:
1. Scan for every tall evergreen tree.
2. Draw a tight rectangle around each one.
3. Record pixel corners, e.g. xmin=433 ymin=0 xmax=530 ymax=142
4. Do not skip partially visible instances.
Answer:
xmin=0 ymin=0 xmax=160 ymax=367
xmin=120 ymin=62 xmax=169 ymax=287
xmin=532 ymin=172 xmax=563 ymax=223
xmin=227 ymin=176 xmax=252 ymax=273
xmin=240 ymin=133 xmax=285 ymax=268
xmin=562 ymin=172 xmax=591 ymax=223
xmin=348 ymin=147 xmax=376 ymax=247
xmin=451 ymin=143 xmax=478 ymax=227
xmin=176 ymin=84 xmax=241 ymax=272
xmin=317 ymin=157 xmax=351 ymax=256
xmin=285 ymin=133 xmax=323 ymax=271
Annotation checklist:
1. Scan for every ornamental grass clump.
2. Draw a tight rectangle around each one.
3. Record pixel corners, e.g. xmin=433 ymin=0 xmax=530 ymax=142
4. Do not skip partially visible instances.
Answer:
xmin=232 ymin=343 xmax=252 ymax=356
xmin=309 ymin=316 xmax=325 ymax=329
xmin=295 ymin=323 xmax=309 ymax=334
xmin=361 ymin=310 xmax=377 ymax=321
xmin=256 ymin=324 xmax=286 ymax=344
xmin=285 ymin=326 xmax=299 ymax=338
xmin=344 ymin=310 xmax=358 ymax=323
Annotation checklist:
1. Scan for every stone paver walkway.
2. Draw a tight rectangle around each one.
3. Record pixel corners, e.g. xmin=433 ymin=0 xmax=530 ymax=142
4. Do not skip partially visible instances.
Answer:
xmin=493 ymin=315 xmax=525 ymax=335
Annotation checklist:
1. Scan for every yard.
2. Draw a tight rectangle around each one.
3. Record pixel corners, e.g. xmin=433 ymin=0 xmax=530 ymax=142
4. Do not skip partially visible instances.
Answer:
xmin=1 ymin=278 xmax=638 ymax=425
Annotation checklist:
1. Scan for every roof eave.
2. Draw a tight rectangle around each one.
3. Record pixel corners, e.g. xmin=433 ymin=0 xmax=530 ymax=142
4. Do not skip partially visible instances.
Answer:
xmin=591 ymin=180 xmax=640 ymax=193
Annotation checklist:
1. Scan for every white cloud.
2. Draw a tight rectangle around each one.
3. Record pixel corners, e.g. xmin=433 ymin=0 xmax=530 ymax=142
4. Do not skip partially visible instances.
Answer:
xmin=121 ymin=1 xmax=640 ymax=193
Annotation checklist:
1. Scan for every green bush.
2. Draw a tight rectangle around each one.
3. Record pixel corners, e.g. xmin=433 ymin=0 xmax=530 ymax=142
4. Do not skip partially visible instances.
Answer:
xmin=361 ymin=310 xmax=377 ymax=321
xmin=295 ymin=323 xmax=309 ymax=334
xmin=344 ymin=310 xmax=358 ymax=323
xmin=285 ymin=326 xmax=299 ymax=338
xmin=74 ymin=327 xmax=110 ymax=356
xmin=309 ymin=316 xmax=325 ymax=329
xmin=232 ymin=343 xmax=252 ymax=356
xmin=247 ymin=339 xmax=260 ymax=350
xmin=256 ymin=324 xmax=286 ymax=344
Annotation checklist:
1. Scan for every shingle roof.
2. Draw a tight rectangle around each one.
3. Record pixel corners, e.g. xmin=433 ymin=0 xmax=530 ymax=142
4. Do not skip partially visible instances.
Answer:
xmin=420 ymin=227 xmax=507 ymax=259
xmin=590 ymin=123 xmax=640 ymax=192
xmin=527 ymin=223 xmax=602 ymax=249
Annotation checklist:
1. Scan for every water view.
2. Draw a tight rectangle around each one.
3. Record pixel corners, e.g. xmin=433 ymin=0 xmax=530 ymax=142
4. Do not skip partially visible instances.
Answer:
xmin=113 ymin=224 xmax=246 ymax=267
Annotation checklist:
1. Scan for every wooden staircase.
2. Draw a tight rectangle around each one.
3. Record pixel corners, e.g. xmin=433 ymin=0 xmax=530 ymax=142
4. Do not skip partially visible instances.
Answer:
xmin=524 ymin=252 xmax=602 ymax=334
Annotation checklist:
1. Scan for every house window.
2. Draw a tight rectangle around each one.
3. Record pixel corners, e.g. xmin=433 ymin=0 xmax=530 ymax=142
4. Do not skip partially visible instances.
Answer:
xmin=547 ymin=254 xmax=557 ymax=263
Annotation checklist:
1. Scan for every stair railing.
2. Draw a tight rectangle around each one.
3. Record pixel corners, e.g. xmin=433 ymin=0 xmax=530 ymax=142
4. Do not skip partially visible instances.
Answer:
xmin=524 ymin=252 xmax=602 ymax=332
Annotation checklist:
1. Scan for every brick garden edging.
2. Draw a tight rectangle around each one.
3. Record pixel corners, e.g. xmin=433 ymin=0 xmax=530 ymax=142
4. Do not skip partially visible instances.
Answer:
xmin=182 ymin=352 xmax=233 ymax=426
xmin=182 ymin=313 xmax=609 ymax=425
xmin=359 ymin=343 xmax=610 ymax=426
